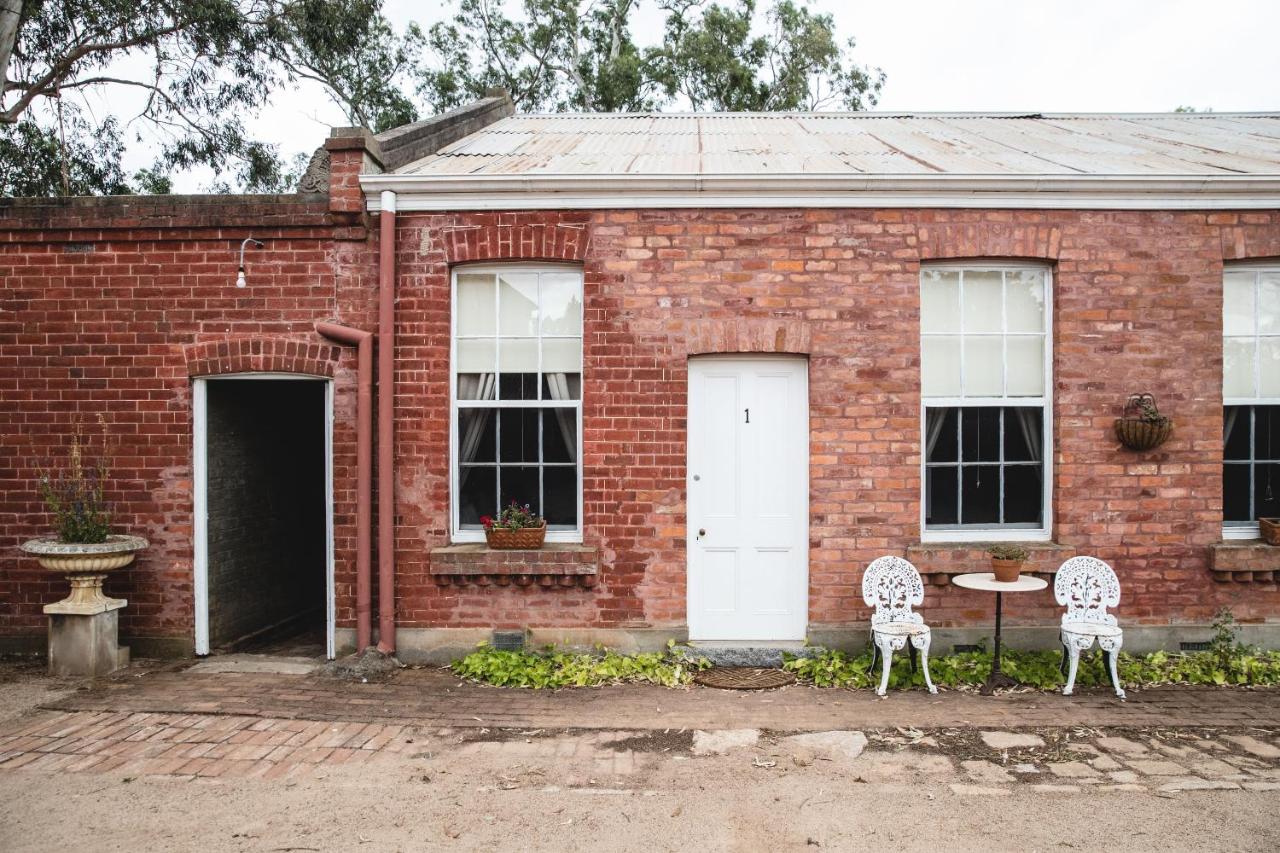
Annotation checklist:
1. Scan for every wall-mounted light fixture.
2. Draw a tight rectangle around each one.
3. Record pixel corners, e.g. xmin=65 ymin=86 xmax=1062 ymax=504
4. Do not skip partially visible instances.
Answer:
xmin=236 ymin=237 xmax=264 ymax=288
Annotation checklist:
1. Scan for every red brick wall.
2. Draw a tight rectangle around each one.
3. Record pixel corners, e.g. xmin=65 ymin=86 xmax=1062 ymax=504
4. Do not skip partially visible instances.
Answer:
xmin=391 ymin=208 xmax=1280 ymax=633
xmin=0 ymin=196 xmax=374 ymax=649
xmin=4 ymin=198 xmax=1280 ymax=650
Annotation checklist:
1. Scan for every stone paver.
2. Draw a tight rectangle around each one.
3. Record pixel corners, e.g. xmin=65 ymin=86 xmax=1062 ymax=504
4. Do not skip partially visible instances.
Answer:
xmin=980 ymin=731 xmax=1045 ymax=750
xmin=1126 ymin=759 xmax=1188 ymax=776
xmin=777 ymin=730 xmax=867 ymax=760
xmin=961 ymin=760 xmax=1015 ymax=784
xmin=691 ymin=729 xmax=759 ymax=755
xmin=1225 ymin=735 xmax=1280 ymax=759
xmin=1047 ymin=761 xmax=1099 ymax=779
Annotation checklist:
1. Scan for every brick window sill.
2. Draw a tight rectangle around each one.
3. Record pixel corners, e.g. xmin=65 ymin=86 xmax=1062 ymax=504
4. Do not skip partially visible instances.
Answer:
xmin=1209 ymin=541 xmax=1280 ymax=583
xmin=429 ymin=543 xmax=600 ymax=589
xmin=905 ymin=542 xmax=1076 ymax=586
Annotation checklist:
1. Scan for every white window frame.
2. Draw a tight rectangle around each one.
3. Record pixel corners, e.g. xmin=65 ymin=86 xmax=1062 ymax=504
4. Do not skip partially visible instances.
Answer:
xmin=1222 ymin=263 xmax=1280 ymax=540
xmin=919 ymin=261 xmax=1053 ymax=543
xmin=449 ymin=263 xmax=584 ymax=544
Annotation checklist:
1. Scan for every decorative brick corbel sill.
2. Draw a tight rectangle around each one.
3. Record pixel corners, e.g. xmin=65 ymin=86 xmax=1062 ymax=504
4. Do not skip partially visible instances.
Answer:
xmin=429 ymin=543 xmax=599 ymax=589
xmin=905 ymin=542 xmax=1076 ymax=586
xmin=1209 ymin=542 xmax=1280 ymax=583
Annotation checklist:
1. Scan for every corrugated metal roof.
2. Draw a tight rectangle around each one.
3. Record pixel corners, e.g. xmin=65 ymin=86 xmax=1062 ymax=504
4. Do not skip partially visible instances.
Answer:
xmin=396 ymin=112 xmax=1280 ymax=177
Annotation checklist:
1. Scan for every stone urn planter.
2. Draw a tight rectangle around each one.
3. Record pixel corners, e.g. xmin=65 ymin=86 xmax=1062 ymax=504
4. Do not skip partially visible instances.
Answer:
xmin=20 ymin=534 xmax=147 ymax=676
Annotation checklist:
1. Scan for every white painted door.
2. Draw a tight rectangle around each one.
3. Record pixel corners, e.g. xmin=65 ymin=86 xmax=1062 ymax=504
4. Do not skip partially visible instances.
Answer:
xmin=687 ymin=356 xmax=809 ymax=641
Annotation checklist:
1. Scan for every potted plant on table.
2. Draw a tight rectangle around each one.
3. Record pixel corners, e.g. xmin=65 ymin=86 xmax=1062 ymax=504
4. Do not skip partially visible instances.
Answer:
xmin=481 ymin=501 xmax=547 ymax=550
xmin=988 ymin=544 xmax=1029 ymax=583
xmin=20 ymin=418 xmax=148 ymax=613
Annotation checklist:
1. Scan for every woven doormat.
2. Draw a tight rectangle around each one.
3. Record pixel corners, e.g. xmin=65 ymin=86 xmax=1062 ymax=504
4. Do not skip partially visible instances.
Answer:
xmin=693 ymin=667 xmax=797 ymax=690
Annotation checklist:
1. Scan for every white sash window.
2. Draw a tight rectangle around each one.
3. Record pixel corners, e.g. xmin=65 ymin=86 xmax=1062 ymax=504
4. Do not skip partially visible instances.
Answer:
xmin=451 ymin=266 xmax=583 ymax=541
xmin=920 ymin=263 xmax=1052 ymax=542
xmin=1223 ymin=266 xmax=1280 ymax=538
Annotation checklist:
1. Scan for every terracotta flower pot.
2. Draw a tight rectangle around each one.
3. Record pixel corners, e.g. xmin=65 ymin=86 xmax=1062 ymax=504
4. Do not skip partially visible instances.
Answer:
xmin=1261 ymin=518 xmax=1280 ymax=546
xmin=991 ymin=558 xmax=1023 ymax=583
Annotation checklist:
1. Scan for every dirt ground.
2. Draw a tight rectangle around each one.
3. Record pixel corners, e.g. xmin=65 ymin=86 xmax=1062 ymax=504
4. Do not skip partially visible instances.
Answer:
xmin=2 ymin=659 xmax=1279 ymax=852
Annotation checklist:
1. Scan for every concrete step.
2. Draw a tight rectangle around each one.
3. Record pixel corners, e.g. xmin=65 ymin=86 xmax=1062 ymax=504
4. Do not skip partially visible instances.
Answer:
xmin=678 ymin=643 xmax=826 ymax=667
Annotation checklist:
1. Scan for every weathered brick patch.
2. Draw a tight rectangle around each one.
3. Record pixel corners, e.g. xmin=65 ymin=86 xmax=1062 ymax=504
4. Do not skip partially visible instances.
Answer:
xmin=0 ymin=711 xmax=418 ymax=781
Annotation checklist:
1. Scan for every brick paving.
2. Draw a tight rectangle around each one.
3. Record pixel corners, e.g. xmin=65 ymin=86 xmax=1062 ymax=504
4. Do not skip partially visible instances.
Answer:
xmin=34 ymin=668 xmax=1280 ymax=731
xmin=1 ymin=667 xmax=1280 ymax=800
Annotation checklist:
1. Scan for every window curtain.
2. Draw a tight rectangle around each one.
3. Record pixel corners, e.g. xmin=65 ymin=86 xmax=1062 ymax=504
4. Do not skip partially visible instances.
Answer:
xmin=1014 ymin=408 xmax=1043 ymax=480
xmin=544 ymin=373 xmax=579 ymax=462
xmin=457 ymin=374 xmax=496 ymax=484
xmin=1224 ymin=406 xmax=1241 ymax=449
xmin=924 ymin=407 xmax=949 ymax=517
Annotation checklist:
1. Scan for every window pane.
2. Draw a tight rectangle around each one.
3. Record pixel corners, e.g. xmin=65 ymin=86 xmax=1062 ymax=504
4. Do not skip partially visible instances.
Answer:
xmin=541 ymin=337 xmax=582 ymax=371
xmin=542 ymin=409 xmax=576 ymax=463
xmin=499 ymin=408 xmax=539 ymax=464
xmin=498 ymin=338 xmax=538 ymax=400
xmin=498 ymin=273 xmax=539 ymax=336
xmin=961 ymin=466 xmax=1000 ymax=524
xmin=541 ymin=272 xmax=583 ymax=335
xmin=457 ymin=410 xmax=496 ymax=464
xmin=456 ymin=273 xmax=496 ymax=336
xmin=925 ymin=407 xmax=958 ymax=463
xmin=1005 ymin=336 xmax=1044 ymax=396
xmin=1223 ymin=463 xmax=1251 ymax=522
xmin=456 ymin=340 xmax=496 ymax=399
xmin=921 ymin=270 xmax=960 ymax=333
xmin=1260 ymin=407 xmax=1280 ymax=460
xmin=1224 ymin=338 xmax=1256 ymax=398
xmin=1260 ymin=339 xmax=1280 ymax=397
xmin=544 ymin=466 xmax=578 ymax=526
xmin=962 ymin=271 xmax=1003 ymax=333
xmin=1223 ymin=406 xmax=1250 ymax=460
xmin=1005 ymin=270 xmax=1045 ymax=333
xmin=961 ymin=408 xmax=1000 ymax=462
xmin=921 ymin=336 xmax=961 ymax=396
xmin=1223 ymin=270 xmax=1256 ymax=336
xmin=542 ymin=373 xmax=582 ymax=401
xmin=1003 ymin=408 xmax=1043 ymax=462
xmin=925 ymin=466 xmax=958 ymax=525
xmin=963 ymin=337 xmax=1003 ymax=396
xmin=498 ymin=466 xmax=540 ymax=516
xmin=1004 ymin=466 xmax=1043 ymax=524
xmin=458 ymin=466 xmax=496 ymax=526
xmin=1260 ymin=272 xmax=1280 ymax=334
xmin=1258 ymin=464 xmax=1280 ymax=519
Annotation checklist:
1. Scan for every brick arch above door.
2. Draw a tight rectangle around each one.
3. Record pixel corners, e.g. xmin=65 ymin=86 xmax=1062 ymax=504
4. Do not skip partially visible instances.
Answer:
xmin=684 ymin=318 xmax=812 ymax=356
xmin=184 ymin=337 xmax=341 ymax=378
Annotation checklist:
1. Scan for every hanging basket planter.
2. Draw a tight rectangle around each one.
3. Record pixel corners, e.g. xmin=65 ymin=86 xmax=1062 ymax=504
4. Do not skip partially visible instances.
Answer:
xmin=1114 ymin=393 xmax=1174 ymax=452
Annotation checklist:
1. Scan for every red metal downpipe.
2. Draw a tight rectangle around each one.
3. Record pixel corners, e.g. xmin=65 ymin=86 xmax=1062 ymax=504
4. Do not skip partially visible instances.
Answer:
xmin=314 ymin=321 xmax=373 ymax=652
xmin=376 ymin=191 xmax=397 ymax=653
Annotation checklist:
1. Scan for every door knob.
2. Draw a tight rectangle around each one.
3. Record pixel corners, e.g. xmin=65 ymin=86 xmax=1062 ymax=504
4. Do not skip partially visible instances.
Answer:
xmin=698 ymin=528 xmax=706 ymax=538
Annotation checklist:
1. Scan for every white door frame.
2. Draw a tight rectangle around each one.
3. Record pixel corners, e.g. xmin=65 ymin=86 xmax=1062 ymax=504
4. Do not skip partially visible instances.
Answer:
xmin=192 ymin=373 xmax=336 ymax=659
xmin=686 ymin=355 xmax=810 ymax=642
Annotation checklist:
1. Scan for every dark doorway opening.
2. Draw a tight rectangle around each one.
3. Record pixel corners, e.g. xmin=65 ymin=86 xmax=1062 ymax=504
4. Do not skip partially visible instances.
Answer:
xmin=206 ymin=379 xmax=326 ymax=655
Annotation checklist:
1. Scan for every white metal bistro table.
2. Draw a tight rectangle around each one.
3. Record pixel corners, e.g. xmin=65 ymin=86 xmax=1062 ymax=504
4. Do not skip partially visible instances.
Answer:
xmin=951 ymin=572 xmax=1048 ymax=694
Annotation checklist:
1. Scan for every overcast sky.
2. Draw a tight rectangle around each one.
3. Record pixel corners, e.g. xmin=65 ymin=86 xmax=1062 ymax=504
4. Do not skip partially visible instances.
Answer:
xmin=136 ymin=0 xmax=1280 ymax=191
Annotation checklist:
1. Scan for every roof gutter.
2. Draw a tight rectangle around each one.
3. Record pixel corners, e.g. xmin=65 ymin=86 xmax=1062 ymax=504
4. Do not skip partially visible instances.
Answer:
xmin=360 ymin=172 xmax=1280 ymax=211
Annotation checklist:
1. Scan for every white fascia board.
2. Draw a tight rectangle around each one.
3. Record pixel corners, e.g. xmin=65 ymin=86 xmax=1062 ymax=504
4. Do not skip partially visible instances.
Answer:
xmin=359 ymin=172 xmax=1280 ymax=211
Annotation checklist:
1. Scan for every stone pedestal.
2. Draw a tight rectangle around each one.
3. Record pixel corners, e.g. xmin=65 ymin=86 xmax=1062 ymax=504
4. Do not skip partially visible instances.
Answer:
xmin=22 ymin=535 xmax=147 ymax=678
xmin=44 ymin=573 xmax=130 ymax=676
xmin=47 ymin=604 xmax=130 ymax=677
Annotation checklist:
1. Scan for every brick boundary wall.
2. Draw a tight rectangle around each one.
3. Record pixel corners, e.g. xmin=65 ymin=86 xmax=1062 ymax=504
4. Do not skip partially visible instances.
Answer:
xmin=0 ymin=194 xmax=375 ymax=654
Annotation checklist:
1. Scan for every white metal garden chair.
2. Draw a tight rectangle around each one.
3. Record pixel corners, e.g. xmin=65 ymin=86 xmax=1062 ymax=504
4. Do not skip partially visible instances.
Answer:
xmin=1054 ymin=556 xmax=1126 ymax=699
xmin=862 ymin=556 xmax=937 ymax=696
